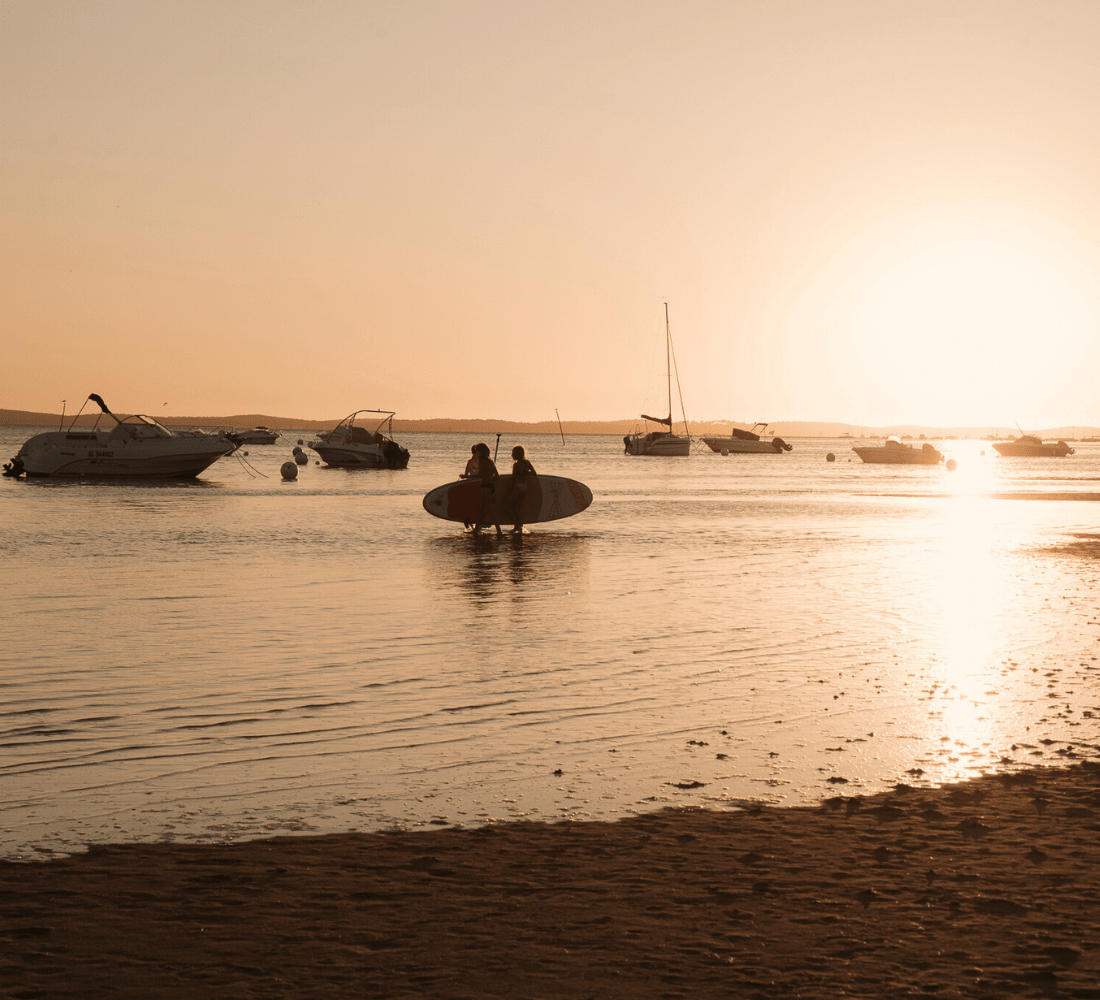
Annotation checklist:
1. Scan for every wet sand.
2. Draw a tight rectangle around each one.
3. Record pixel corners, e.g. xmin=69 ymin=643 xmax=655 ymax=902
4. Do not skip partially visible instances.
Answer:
xmin=3 ymin=762 xmax=1100 ymax=999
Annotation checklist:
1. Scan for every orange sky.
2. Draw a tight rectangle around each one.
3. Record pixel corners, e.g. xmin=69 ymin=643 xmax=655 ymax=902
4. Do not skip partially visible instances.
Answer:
xmin=4 ymin=1 xmax=1100 ymax=428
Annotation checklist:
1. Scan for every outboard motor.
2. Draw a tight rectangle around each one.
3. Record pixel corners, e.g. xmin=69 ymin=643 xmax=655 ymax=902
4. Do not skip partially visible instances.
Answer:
xmin=771 ymin=437 xmax=792 ymax=452
xmin=2 ymin=457 xmax=25 ymax=478
xmin=383 ymin=440 xmax=411 ymax=469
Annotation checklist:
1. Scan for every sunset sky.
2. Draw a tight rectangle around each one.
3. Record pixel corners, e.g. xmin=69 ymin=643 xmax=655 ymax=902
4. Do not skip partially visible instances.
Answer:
xmin=4 ymin=1 xmax=1100 ymax=428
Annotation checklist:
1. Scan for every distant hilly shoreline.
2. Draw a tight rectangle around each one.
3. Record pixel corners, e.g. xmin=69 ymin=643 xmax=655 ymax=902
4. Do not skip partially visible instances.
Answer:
xmin=3 ymin=407 xmax=1098 ymax=440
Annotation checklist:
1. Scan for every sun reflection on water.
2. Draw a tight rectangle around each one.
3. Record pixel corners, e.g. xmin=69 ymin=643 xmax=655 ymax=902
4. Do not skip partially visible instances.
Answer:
xmin=940 ymin=439 xmax=1000 ymax=496
xmin=920 ymin=490 xmax=1013 ymax=778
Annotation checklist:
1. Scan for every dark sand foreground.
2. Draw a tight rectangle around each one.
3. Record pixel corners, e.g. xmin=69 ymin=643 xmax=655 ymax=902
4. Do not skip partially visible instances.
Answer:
xmin=4 ymin=763 xmax=1100 ymax=999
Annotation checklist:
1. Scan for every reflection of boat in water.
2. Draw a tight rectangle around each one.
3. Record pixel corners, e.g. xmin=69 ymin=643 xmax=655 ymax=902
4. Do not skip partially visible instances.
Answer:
xmin=702 ymin=422 xmax=792 ymax=455
xmin=624 ymin=303 xmax=691 ymax=457
xmin=852 ymin=437 xmax=943 ymax=465
xmin=3 ymin=393 xmax=236 ymax=478
xmin=309 ymin=410 xmax=410 ymax=469
xmin=992 ymin=435 xmax=1074 ymax=458
xmin=227 ymin=426 xmax=280 ymax=445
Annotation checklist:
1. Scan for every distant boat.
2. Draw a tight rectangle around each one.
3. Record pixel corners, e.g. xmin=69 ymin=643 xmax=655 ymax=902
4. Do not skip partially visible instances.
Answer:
xmin=702 ymin=422 xmax=792 ymax=455
xmin=3 ymin=393 xmax=236 ymax=478
xmin=227 ymin=426 xmax=281 ymax=445
xmin=852 ymin=437 xmax=943 ymax=465
xmin=992 ymin=435 xmax=1074 ymax=458
xmin=309 ymin=410 xmax=410 ymax=469
xmin=624 ymin=304 xmax=691 ymax=457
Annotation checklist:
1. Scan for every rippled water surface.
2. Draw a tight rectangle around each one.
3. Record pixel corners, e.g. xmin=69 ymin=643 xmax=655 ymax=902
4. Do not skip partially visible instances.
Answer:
xmin=4 ymin=426 xmax=1100 ymax=859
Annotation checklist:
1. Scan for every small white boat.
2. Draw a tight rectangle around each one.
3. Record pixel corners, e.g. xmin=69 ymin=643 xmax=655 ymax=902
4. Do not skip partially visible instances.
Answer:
xmin=992 ymin=435 xmax=1074 ymax=458
xmin=702 ymin=423 xmax=792 ymax=455
xmin=852 ymin=437 xmax=943 ymax=465
xmin=309 ymin=410 xmax=410 ymax=469
xmin=3 ymin=394 xmax=236 ymax=478
xmin=227 ymin=426 xmax=281 ymax=445
xmin=624 ymin=304 xmax=691 ymax=457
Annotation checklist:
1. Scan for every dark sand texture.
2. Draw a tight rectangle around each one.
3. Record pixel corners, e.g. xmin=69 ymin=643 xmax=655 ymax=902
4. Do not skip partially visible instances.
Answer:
xmin=3 ymin=762 xmax=1100 ymax=999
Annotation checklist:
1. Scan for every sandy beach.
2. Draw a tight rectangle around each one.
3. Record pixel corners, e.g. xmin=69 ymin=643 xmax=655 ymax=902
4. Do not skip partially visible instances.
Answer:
xmin=3 ymin=762 xmax=1099 ymax=999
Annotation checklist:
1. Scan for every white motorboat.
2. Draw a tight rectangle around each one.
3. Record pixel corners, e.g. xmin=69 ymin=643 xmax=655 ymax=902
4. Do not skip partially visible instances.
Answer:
xmin=992 ymin=435 xmax=1074 ymax=458
xmin=702 ymin=423 xmax=793 ymax=455
xmin=624 ymin=304 xmax=691 ymax=457
xmin=227 ymin=426 xmax=281 ymax=445
xmin=852 ymin=437 xmax=943 ymax=465
xmin=3 ymin=394 xmax=236 ymax=478
xmin=309 ymin=410 xmax=410 ymax=469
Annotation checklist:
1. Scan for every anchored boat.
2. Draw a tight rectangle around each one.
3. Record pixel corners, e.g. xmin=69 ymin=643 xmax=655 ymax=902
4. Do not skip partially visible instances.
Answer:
xmin=852 ymin=437 xmax=943 ymax=465
xmin=702 ymin=422 xmax=792 ymax=455
xmin=624 ymin=304 xmax=691 ymax=457
xmin=309 ymin=410 xmax=410 ymax=469
xmin=3 ymin=394 xmax=236 ymax=478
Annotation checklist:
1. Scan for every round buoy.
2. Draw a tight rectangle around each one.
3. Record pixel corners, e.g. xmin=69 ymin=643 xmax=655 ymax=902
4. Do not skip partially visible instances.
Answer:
xmin=295 ymin=452 xmax=308 ymax=465
xmin=946 ymin=458 xmax=957 ymax=471
xmin=280 ymin=461 xmax=298 ymax=481
xmin=721 ymin=448 xmax=729 ymax=456
xmin=826 ymin=452 xmax=835 ymax=462
xmin=297 ymin=438 xmax=305 ymax=446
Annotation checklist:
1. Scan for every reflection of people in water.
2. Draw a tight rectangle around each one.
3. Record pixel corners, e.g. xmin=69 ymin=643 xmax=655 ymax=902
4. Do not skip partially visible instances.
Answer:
xmin=506 ymin=445 xmax=537 ymax=534
xmin=472 ymin=442 xmax=502 ymax=537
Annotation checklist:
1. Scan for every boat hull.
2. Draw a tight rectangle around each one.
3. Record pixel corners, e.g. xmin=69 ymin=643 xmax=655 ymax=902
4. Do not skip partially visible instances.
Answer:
xmin=13 ymin=431 xmax=234 ymax=478
xmin=623 ymin=433 xmax=690 ymax=456
xmin=702 ymin=437 xmax=790 ymax=454
xmin=852 ymin=445 xmax=942 ymax=465
xmin=228 ymin=428 xmax=280 ymax=445
xmin=311 ymin=443 xmax=389 ymax=468
xmin=992 ymin=441 xmax=1073 ymax=457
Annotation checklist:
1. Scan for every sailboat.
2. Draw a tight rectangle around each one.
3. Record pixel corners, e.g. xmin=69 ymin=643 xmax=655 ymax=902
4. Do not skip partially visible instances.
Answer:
xmin=623 ymin=303 xmax=691 ymax=456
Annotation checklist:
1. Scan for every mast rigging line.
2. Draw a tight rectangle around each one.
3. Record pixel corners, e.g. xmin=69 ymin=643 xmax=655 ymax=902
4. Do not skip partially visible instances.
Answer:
xmin=665 ymin=302 xmax=691 ymax=442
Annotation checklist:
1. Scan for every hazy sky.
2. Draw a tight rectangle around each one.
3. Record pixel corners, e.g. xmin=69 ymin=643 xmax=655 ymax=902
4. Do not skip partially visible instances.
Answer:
xmin=4 ymin=1 xmax=1100 ymax=427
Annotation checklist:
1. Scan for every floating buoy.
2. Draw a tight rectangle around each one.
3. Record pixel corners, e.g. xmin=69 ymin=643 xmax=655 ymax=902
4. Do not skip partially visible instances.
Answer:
xmin=292 ymin=446 xmax=308 ymax=465
xmin=826 ymin=452 xmax=835 ymax=462
xmin=946 ymin=458 xmax=957 ymax=471
xmin=280 ymin=461 xmax=298 ymax=481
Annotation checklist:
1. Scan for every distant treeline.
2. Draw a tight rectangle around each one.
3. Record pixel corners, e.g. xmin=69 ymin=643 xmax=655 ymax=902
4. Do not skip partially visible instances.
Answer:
xmin=2 ymin=408 xmax=1097 ymax=440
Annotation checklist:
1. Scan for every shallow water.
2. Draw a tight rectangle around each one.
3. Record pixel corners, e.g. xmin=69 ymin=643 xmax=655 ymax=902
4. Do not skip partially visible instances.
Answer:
xmin=3 ymin=425 xmax=1100 ymax=860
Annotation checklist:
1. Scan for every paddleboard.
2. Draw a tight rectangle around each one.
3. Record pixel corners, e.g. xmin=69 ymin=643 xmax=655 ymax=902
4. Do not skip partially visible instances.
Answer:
xmin=422 ymin=474 xmax=593 ymax=526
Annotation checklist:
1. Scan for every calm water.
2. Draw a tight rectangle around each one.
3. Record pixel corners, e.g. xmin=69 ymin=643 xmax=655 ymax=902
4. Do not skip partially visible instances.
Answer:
xmin=3 ymin=425 xmax=1100 ymax=860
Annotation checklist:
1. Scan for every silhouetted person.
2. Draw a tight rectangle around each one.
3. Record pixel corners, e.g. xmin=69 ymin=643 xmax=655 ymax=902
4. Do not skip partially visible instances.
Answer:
xmin=460 ymin=444 xmax=478 ymax=480
xmin=506 ymin=445 xmax=537 ymax=534
xmin=472 ymin=442 xmax=502 ymax=537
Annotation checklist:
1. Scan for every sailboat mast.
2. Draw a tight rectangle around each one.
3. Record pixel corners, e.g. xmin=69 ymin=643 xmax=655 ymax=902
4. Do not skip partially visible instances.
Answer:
xmin=665 ymin=301 xmax=671 ymax=425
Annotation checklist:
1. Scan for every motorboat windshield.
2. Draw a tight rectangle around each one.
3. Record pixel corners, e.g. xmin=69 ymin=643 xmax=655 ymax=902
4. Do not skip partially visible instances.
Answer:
xmin=108 ymin=414 xmax=175 ymax=439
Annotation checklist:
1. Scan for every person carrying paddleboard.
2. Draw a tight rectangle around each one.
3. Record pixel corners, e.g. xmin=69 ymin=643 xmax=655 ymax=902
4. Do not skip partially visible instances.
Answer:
xmin=472 ymin=442 xmax=502 ymax=537
xmin=506 ymin=445 xmax=537 ymax=534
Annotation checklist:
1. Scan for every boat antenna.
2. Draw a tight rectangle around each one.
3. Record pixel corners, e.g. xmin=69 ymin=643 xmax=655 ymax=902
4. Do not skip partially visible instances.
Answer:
xmin=556 ymin=409 xmax=565 ymax=445
xmin=59 ymin=399 xmax=66 ymax=431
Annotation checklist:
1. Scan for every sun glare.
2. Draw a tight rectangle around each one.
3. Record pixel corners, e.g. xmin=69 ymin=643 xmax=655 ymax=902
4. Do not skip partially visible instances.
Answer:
xmin=844 ymin=218 xmax=1095 ymax=427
